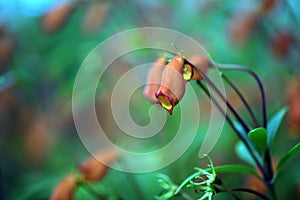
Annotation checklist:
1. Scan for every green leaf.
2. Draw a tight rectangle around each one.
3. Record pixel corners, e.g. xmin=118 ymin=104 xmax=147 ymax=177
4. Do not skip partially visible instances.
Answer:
xmin=274 ymin=142 xmax=300 ymax=181
xmin=206 ymin=165 xmax=260 ymax=179
xmin=267 ymin=107 xmax=288 ymax=146
xmin=248 ymin=127 xmax=267 ymax=155
xmin=235 ymin=141 xmax=256 ymax=166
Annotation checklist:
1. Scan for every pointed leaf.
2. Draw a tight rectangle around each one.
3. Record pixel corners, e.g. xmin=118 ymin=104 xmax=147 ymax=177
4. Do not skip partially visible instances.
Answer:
xmin=267 ymin=107 xmax=288 ymax=146
xmin=274 ymin=142 xmax=300 ymax=180
xmin=248 ymin=127 xmax=267 ymax=155
xmin=235 ymin=141 xmax=256 ymax=166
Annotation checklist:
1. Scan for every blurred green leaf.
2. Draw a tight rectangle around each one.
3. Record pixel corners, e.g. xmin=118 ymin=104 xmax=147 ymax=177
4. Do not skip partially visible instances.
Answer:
xmin=248 ymin=127 xmax=267 ymax=156
xmin=274 ymin=142 xmax=300 ymax=181
xmin=235 ymin=141 xmax=256 ymax=166
xmin=267 ymin=107 xmax=288 ymax=146
xmin=207 ymin=165 xmax=260 ymax=179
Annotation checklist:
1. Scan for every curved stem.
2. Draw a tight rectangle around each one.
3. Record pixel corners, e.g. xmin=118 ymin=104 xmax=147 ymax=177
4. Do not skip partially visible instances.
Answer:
xmin=221 ymin=73 xmax=260 ymax=128
xmin=217 ymin=64 xmax=274 ymax=182
xmin=231 ymin=187 xmax=270 ymax=200
xmin=196 ymin=80 xmax=267 ymax=179
xmin=217 ymin=64 xmax=267 ymax=129
xmin=185 ymin=59 xmax=251 ymax=134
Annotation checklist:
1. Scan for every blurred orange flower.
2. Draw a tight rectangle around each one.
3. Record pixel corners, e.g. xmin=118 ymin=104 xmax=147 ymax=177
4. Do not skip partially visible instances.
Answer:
xmin=79 ymin=148 xmax=118 ymax=182
xmin=50 ymin=174 xmax=77 ymax=200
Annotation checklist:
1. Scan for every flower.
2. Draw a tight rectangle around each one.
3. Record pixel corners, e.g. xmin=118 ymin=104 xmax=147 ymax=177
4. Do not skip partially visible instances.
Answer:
xmin=50 ymin=174 xmax=77 ymax=200
xmin=155 ymin=55 xmax=186 ymax=115
xmin=144 ymin=53 xmax=210 ymax=115
xmin=183 ymin=55 xmax=210 ymax=81
xmin=79 ymin=148 xmax=118 ymax=182
xmin=143 ymin=56 xmax=167 ymax=103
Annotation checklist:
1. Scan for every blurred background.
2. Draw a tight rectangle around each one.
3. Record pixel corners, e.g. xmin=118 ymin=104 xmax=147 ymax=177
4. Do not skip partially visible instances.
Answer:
xmin=0 ymin=0 xmax=300 ymax=199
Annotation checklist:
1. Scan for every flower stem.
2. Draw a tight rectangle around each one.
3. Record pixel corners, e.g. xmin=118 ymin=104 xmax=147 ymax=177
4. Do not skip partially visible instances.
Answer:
xmin=196 ymin=80 xmax=268 ymax=180
xmin=184 ymin=59 xmax=251 ymax=134
xmin=267 ymin=183 xmax=278 ymax=200
xmin=220 ymin=73 xmax=259 ymax=128
xmin=217 ymin=64 xmax=267 ymax=129
xmin=217 ymin=64 xmax=275 ymax=182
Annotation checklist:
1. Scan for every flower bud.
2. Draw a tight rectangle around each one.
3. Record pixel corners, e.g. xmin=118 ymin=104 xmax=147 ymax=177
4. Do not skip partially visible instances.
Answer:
xmin=50 ymin=174 xmax=77 ymax=200
xmin=79 ymin=148 xmax=118 ymax=182
xmin=155 ymin=55 xmax=186 ymax=115
xmin=183 ymin=55 xmax=210 ymax=81
xmin=144 ymin=57 xmax=167 ymax=103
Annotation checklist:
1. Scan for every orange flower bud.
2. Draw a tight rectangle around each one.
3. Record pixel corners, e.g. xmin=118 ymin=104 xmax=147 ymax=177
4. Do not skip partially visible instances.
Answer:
xmin=143 ymin=57 xmax=167 ymax=103
xmin=42 ymin=2 xmax=75 ymax=33
xmin=79 ymin=149 xmax=118 ymax=182
xmin=81 ymin=1 xmax=110 ymax=34
xmin=155 ymin=55 xmax=186 ymax=115
xmin=50 ymin=174 xmax=77 ymax=200
xmin=183 ymin=55 xmax=210 ymax=81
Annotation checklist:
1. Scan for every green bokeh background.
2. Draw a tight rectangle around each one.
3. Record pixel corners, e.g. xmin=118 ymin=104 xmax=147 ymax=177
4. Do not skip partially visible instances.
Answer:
xmin=0 ymin=0 xmax=299 ymax=199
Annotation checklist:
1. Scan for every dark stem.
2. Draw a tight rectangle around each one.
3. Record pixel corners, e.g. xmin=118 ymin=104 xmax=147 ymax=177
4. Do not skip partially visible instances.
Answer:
xmin=267 ymin=182 xmax=278 ymax=200
xmin=217 ymin=64 xmax=267 ymax=129
xmin=217 ymin=64 xmax=274 ymax=182
xmin=213 ymin=183 xmax=241 ymax=200
xmin=185 ymin=59 xmax=251 ymax=134
xmin=196 ymin=80 xmax=267 ymax=179
xmin=221 ymin=73 xmax=260 ymax=128
xmin=231 ymin=187 xmax=270 ymax=200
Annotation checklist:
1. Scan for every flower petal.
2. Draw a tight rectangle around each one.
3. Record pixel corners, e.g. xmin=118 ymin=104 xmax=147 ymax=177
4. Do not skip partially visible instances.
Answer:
xmin=50 ymin=174 xmax=77 ymax=200
xmin=144 ymin=57 xmax=167 ymax=103
xmin=156 ymin=55 xmax=186 ymax=115
xmin=183 ymin=55 xmax=210 ymax=81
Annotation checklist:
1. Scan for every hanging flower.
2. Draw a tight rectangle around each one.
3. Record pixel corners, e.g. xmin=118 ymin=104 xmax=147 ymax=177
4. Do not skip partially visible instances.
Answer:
xmin=50 ymin=174 xmax=77 ymax=200
xmin=143 ymin=56 xmax=167 ymax=103
xmin=79 ymin=148 xmax=118 ymax=182
xmin=155 ymin=55 xmax=186 ymax=115
xmin=183 ymin=55 xmax=211 ymax=81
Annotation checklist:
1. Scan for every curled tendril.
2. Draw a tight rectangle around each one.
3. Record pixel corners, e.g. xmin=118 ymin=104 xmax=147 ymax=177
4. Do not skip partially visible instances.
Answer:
xmin=175 ymin=155 xmax=217 ymax=200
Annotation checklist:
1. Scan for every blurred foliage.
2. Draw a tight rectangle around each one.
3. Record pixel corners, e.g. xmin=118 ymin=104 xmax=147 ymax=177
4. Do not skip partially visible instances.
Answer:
xmin=0 ymin=0 xmax=300 ymax=199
